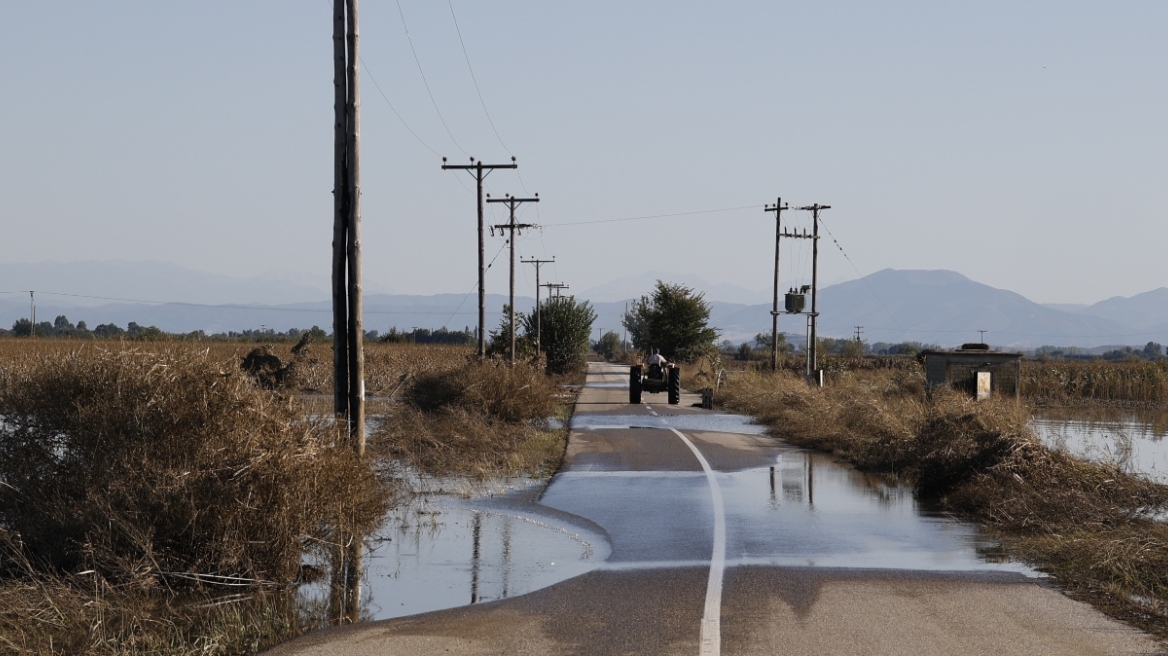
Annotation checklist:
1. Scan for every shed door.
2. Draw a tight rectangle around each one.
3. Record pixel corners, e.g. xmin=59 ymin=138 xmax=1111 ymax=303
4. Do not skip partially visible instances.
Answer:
xmin=976 ymin=371 xmax=992 ymax=400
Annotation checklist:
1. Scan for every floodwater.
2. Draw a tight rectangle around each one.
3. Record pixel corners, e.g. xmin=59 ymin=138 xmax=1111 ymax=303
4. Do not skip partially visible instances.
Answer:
xmin=551 ymin=408 xmax=1028 ymax=575
xmin=1031 ymin=408 xmax=1168 ymax=484
xmin=302 ymin=380 xmax=1031 ymax=625
xmin=571 ymin=412 xmax=770 ymax=435
xmin=300 ymin=477 xmax=610 ymax=621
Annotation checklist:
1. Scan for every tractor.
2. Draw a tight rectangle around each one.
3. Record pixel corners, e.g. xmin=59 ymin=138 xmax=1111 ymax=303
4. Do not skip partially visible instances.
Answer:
xmin=629 ymin=360 xmax=681 ymax=405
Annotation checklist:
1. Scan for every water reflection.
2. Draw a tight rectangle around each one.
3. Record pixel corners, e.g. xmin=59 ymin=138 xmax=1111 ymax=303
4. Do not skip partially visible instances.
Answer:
xmin=542 ymin=447 xmax=1028 ymax=574
xmin=1032 ymin=408 xmax=1168 ymax=484
xmin=328 ymin=539 xmax=363 ymax=625
xmin=302 ymin=487 xmax=611 ymax=622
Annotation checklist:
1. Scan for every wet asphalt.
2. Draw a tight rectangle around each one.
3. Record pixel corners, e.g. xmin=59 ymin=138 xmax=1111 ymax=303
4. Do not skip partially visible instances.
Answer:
xmin=267 ymin=363 xmax=1163 ymax=656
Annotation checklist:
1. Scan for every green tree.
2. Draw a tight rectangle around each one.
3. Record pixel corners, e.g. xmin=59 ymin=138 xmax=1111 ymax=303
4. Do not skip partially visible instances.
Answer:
xmin=523 ymin=296 xmax=595 ymax=374
xmin=754 ymin=331 xmax=789 ymax=353
xmin=488 ymin=305 xmax=534 ymax=359
xmin=11 ymin=319 xmax=32 ymax=337
xmin=594 ymin=331 xmax=622 ymax=360
xmin=622 ymin=281 xmax=718 ymax=362
xmin=736 ymin=342 xmax=754 ymax=361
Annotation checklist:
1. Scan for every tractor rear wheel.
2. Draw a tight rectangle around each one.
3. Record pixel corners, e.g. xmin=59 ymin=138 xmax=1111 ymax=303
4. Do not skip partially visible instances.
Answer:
xmin=630 ymin=366 xmax=643 ymax=404
xmin=668 ymin=367 xmax=681 ymax=405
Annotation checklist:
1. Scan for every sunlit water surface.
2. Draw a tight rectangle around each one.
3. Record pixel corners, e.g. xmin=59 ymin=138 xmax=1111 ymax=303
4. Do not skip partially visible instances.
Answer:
xmin=1031 ymin=408 xmax=1168 ymax=484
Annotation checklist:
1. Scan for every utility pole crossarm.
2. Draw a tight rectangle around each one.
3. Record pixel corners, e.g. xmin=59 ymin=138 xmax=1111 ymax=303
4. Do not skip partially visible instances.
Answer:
xmin=441 ymin=156 xmax=519 ymax=359
xmin=764 ymin=198 xmax=789 ymax=372
xmin=486 ymin=193 xmax=541 ymax=364
xmin=522 ymin=257 xmax=555 ymax=359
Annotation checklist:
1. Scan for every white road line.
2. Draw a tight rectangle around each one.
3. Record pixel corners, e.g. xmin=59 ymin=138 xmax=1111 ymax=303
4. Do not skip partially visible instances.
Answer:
xmin=670 ymin=427 xmax=725 ymax=656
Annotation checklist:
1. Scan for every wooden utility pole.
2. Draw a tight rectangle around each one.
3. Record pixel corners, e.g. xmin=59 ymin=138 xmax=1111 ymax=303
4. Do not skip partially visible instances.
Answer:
xmin=330 ymin=0 xmax=365 ymax=627
xmin=521 ymin=256 xmax=554 ymax=357
xmin=764 ymin=198 xmax=789 ymax=372
xmin=442 ymin=157 xmax=518 ymax=358
xmin=345 ymin=0 xmax=364 ymax=456
xmin=487 ymin=193 xmax=539 ymax=364
xmin=794 ymin=204 xmax=830 ymax=387
xmin=333 ymin=0 xmax=364 ymax=453
xmin=543 ymin=282 xmax=568 ymax=298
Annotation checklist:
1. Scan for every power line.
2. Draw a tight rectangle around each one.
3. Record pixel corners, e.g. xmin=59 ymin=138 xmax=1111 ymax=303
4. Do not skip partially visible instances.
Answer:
xmin=540 ymin=204 xmax=759 ymax=228
xmin=816 ymin=214 xmax=903 ymax=332
xmin=447 ymin=0 xmax=510 ymax=156
xmin=396 ymin=0 xmax=469 ymax=156
xmin=440 ymin=238 xmax=509 ymax=328
xmin=359 ymin=58 xmax=442 ymax=158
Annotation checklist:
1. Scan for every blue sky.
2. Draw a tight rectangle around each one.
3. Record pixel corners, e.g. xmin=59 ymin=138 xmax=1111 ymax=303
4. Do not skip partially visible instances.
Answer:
xmin=1 ymin=1 xmax=1165 ymax=304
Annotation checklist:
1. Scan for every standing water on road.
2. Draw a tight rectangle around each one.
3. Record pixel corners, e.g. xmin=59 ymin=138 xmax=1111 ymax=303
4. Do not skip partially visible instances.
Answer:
xmin=300 ymin=476 xmax=610 ymax=621
xmin=1031 ymin=408 xmax=1168 ymax=484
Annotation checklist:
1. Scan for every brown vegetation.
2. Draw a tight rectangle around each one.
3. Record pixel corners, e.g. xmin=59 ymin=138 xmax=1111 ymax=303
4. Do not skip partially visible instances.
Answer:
xmin=1022 ymin=360 xmax=1168 ymax=407
xmin=0 ymin=338 xmax=571 ymax=653
xmin=0 ymin=343 xmax=391 ymax=654
xmin=374 ymin=360 xmax=569 ymax=480
xmin=719 ymin=368 xmax=1168 ymax=638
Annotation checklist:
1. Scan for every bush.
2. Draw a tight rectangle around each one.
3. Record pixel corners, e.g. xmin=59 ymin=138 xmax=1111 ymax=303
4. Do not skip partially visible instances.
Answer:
xmin=0 ymin=347 xmax=388 ymax=584
xmin=381 ymin=360 xmax=565 ymax=479
xmin=524 ymin=296 xmax=596 ymax=375
xmin=623 ymin=281 xmax=718 ymax=362
xmin=403 ymin=360 xmax=556 ymax=423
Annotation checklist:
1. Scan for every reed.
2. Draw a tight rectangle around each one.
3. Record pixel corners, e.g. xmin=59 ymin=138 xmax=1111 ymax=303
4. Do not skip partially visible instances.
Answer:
xmin=1022 ymin=360 xmax=1168 ymax=406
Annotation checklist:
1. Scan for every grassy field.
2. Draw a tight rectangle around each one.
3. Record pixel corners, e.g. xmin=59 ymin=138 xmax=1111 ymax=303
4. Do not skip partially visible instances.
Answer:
xmin=717 ymin=366 xmax=1168 ymax=639
xmin=0 ymin=338 xmax=572 ymax=655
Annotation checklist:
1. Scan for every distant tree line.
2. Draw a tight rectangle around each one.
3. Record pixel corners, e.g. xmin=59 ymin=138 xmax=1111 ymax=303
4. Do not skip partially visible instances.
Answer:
xmin=1034 ymin=342 xmax=1165 ymax=362
xmin=720 ymin=334 xmax=941 ymax=362
xmin=380 ymin=326 xmax=475 ymax=345
xmin=1 ymin=317 xmax=343 ymax=343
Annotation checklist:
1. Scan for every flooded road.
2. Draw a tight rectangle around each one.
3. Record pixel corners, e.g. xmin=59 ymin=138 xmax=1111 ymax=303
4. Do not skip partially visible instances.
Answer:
xmin=327 ymin=488 xmax=610 ymax=620
xmin=1032 ymin=408 xmax=1168 ymax=484
xmin=271 ymin=363 xmax=1157 ymax=656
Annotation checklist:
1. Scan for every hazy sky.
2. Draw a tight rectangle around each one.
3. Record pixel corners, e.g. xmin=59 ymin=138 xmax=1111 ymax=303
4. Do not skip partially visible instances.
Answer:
xmin=2 ymin=1 xmax=1165 ymax=305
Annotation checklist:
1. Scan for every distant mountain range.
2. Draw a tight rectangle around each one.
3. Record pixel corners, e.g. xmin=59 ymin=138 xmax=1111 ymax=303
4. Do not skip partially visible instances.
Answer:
xmin=1 ymin=262 xmax=1164 ymax=348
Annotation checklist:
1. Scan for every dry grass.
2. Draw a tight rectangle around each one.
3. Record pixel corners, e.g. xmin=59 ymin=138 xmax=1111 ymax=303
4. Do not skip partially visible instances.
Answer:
xmin=719 ymin=368 xmax=1168 ymax=638
xmin=374 ymin=360 xmax=569 ymax=480
xmin=0 ymin=338 xmax=474 ymax=397
xmin=0 ymin=343 xmax=390 ymax=654
xmin=1022 ymin=360 xmax=1168 ymax=407
xmin=0 ymin=339 xmax=570 ymax=653
xmin=0 ymin=570 xmax=313 ymax=655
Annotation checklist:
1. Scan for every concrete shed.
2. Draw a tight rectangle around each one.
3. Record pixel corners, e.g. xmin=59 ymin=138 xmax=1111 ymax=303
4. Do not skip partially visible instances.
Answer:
xmin=921 ymin=345 xmax=1023 ymax=400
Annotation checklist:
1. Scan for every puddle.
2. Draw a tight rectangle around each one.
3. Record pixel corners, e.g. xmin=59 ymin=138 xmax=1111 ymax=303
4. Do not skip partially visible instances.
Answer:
xmin=570 ymin=413 xmax=769 ymax=435
xmin=1032 ymin=409 xmax=1168 ymax=484
xmin=301 ymin=481 xmax=610 ymax=621
xmin=542 ymin=447 xmax=1031 ymax=575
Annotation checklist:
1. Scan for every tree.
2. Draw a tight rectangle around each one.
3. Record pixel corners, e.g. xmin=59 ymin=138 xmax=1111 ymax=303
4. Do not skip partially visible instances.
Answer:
xmin=754 ymin=331 xmax=789 ymax=353
xmin=487 ymin=304 xmax=534 ymax=359
xmin=736 ymin=342 xmax=754 ymax=361
xmin=11 ymin=319 xmax=32 ymax=337
xmin=93 ymin=323 xmax=125 ymax=338
xmin=622 ymin=281 xmax=718 ymax=362
xmin=594 ymin=331 xmax=622 ymax=360
xmin=523 ymin=296 xmax=595 ymax=374
xmin=1144 ymin=342 xmax=1164 ymax=359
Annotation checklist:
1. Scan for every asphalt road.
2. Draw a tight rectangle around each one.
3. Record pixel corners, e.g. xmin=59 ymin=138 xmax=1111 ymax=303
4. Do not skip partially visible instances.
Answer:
xmin=267 ymin=362 xmax=1162 ymax=656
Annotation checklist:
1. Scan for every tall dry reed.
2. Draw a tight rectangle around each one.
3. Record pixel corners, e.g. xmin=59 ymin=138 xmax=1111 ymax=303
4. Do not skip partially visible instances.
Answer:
xmin=0 ymin=346 xmax=388 ymax=584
